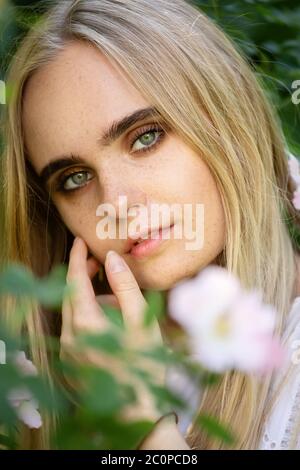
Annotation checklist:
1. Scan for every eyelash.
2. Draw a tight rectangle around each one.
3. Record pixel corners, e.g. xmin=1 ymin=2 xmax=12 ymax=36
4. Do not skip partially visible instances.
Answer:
xmin=54 ymin=124 xmax=165 ymax=193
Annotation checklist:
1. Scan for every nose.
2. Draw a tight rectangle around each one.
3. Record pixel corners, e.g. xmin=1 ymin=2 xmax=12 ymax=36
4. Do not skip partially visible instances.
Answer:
xmin=96 ymin=177 xmax=149 ymax=224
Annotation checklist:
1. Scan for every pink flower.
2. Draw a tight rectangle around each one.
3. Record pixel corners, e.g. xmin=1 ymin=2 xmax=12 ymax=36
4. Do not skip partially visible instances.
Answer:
xmin=288 ymin=153 xmax=300 ymax=186
xmin=292 ymin=186 xmax=300 ymax=210
xmin=13 ymin=351 xmax=38 ymax=376
xmin=7 ymin=387 xmax=42 ymax=429
xmin=168 ymin=266 xmax=285 ymax=375
xmin=7 ymin=351 xmax=42 ymax=429
xmin=288 ymin=153 xmax=300 ymax=210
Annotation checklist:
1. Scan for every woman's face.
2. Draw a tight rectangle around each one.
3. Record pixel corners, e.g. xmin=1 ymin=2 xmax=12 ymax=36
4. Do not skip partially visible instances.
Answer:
xmin=22 ymin=40 xmax=225 ymax=290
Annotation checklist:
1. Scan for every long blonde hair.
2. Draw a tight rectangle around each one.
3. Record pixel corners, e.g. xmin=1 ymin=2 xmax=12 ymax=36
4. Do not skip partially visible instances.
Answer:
xmin=1 ymin=0 xmax=300 ymax=449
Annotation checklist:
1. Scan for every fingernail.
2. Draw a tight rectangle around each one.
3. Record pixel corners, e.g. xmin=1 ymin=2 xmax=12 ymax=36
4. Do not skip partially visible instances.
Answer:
xmin=106 ymin=250 xmax=128 ymax=273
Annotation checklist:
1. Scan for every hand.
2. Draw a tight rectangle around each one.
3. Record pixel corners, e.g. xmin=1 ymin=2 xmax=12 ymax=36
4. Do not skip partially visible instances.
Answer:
xmin=60 ymin=236 xmax=167 ymax=423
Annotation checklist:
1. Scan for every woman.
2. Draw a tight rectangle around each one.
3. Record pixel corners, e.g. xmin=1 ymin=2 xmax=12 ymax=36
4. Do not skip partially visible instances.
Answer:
xmin=1 ymin=0 xmax=300 ymax=449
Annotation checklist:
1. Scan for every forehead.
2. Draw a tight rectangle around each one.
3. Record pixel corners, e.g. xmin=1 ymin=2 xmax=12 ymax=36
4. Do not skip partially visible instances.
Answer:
xmin=22 ymin=40 xmax=150 ymax=168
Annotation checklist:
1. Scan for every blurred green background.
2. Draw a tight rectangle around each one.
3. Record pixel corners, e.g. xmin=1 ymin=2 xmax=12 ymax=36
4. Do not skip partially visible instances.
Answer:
xmin=0 ymin=0 xmax=300 ymax=154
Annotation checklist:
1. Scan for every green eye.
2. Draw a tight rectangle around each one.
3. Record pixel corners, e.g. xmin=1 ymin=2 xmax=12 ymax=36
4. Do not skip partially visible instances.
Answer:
xmin=130 ymin=125 xmax=165 ymax=155
xmin=62 ymin=171 xmax=93 ymax=191
xmin=137 ymin=131 xmax=156 ymax=147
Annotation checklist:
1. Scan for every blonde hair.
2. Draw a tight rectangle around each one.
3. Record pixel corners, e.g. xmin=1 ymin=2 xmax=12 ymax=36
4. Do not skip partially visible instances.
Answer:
xmin=1 ymin=0 xmax=300 ymax=449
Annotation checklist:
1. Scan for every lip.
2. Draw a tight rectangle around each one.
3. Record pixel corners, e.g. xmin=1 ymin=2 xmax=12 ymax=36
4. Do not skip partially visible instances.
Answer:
xmin=126 ymin=224 xmax=175 ymax=259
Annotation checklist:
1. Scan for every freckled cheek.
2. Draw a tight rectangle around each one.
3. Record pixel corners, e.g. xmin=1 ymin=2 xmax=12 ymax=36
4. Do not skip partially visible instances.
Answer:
xmin=200 ymin=191 xmax=226 ymax=250
xmin=54 ymin=203 xmax=98 ymax=241
xmin=66 ymin=210 xmax=118 ymax=260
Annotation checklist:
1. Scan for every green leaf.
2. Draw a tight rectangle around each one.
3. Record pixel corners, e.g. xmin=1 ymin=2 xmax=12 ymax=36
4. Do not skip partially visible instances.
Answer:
xmin=80 ymin=368 xmax=125 ymax=416
xmin=0 ymin=433 xmax=17 ymax=450
xmin=143 ymin=290 xmax=165 ymax=328
xmin=0 ymin=262 xmax=69 ymax=309
xmin=127 ymin=364 xmax=154 ymax=382
xmin=196 ymin=413 xmax=235 ymax=445
xmin=199 ymin=371 xmax=221 ymax=386
xmin=101 ymin=304 xmax=124 ymax=331
xmin=0 ymin=264 xmax=36 ymax=297
xmin=35 ymin=264 xmax=68 ymax=308
xmin=54 ymin=412 xmax=156 ymax=450
xmin=0 ymin=320 xmax=21 ymax=352
xmin=98 ymin=417 xmax=157 ymax=450
xmin=77 ymin=331 xmax=123 ymax=355
xmin=23 ymin=375 xmax=65 ymax=413
xmin=147 ymin=382 xmax=188 ymax=413
xmin=138 ymin=344 xmax=176 ymax=365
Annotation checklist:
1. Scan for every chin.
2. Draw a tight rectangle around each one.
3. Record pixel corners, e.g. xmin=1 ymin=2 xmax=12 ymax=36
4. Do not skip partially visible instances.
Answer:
xmin=137 ymin=278 xmax=168 ymax=291
xmin=136 ymin=270 xmax=184 ymax=292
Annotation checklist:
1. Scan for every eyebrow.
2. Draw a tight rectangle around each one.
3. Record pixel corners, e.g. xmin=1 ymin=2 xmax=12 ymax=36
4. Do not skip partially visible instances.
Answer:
xmin=39 ymin=106 xmax=161 ymax=186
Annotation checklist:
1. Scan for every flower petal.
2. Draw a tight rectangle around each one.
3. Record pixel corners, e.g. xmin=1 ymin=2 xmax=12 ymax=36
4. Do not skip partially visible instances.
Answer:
xmin=17 ymin=400 xmax=42 ymax=429
xmin=14 ymin=350 xmax=38 ymax=376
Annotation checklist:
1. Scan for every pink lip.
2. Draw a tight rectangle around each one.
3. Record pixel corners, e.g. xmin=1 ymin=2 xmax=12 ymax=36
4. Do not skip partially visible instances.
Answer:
xmin=128 ymin=224 xmax=174 ymax=259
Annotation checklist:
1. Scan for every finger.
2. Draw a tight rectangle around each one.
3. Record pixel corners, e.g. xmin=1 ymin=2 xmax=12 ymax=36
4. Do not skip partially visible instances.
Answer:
xmin=60 ymin=286 xmax=74 ymax=346
xmin=87 ymin=256 xmax=101 ymax=279
xmin=68 ymin=237 xmax=108 ymax=332
xmin=104 ymin=250 xmax=148 ymax=329
xmin=67 ymin=237 xmax=95 ymax=301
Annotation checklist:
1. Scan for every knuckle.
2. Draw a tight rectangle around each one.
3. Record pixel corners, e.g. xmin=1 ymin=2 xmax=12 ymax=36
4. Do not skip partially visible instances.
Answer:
xmin=73 ymin=312 xmax=105 ymax=332
xmin=115 ymin=280 xmax=137 ymax=294
xmin=73 ymin=315 xmax=91 ymax=332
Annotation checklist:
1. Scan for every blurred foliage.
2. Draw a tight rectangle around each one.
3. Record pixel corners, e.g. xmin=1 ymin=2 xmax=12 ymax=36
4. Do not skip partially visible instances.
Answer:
xmin=0 ymin=262 xmax=229 ymax=449
xmin=197 ymin=0 xmax=300 ymax=155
